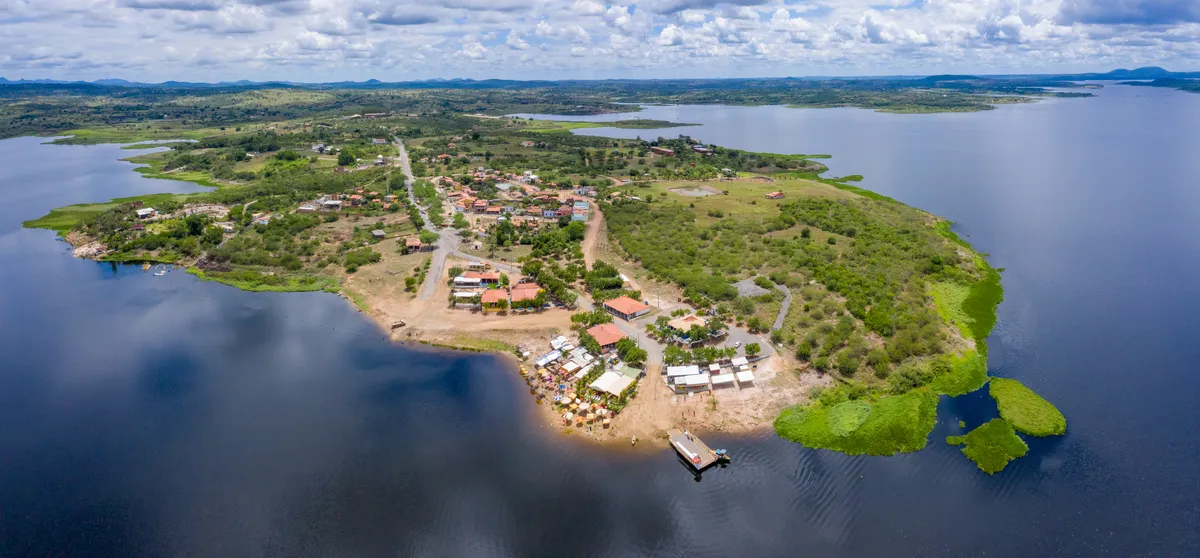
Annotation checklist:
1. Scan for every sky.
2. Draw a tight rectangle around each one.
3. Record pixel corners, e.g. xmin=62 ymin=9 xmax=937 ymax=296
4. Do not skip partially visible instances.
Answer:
xmin=2 ymin=0 xmax=1199 ymax=82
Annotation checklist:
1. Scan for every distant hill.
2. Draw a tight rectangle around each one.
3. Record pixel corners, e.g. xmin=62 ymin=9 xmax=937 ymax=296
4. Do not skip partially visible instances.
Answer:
xmin=2 ymin=67 xmax=1198 ymax=91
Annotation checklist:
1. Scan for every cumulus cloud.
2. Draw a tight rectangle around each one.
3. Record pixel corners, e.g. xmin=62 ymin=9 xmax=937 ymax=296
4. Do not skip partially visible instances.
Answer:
xmin=2 ymin=0 xmax=1200 ymax=81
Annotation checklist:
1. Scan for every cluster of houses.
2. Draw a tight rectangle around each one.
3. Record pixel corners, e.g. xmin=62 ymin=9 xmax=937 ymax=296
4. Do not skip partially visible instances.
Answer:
xmin=450 ymin=262 xmax=545 ymax=311
xmin=535 ymin=335 xmax=641 ymax=402
xmin=441 ymin=177 xmax=592 ymax=224
xmin=664 ymin=357 xmax=756 ymax=394
xmin=297 ymin=189 xmax=400 ymax=213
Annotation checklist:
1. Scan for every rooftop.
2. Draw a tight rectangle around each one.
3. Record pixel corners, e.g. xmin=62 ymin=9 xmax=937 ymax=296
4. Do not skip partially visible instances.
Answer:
xmin=604 ymin=296 xmax=649 ymax=316
xmin=587 ymin=323 xmax=627 ymax=347
xmin=480 ymin=289 xmax=508 ymax=304
xmin=667 ymin=314 xmax=708 ymax=332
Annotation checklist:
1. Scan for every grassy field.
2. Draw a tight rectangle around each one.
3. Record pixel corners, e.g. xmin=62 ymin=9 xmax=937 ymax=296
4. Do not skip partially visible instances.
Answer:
xmin=188 ymin=267 xmax=338 ymax=292
xmin=22 ymin=192 xmax=203 ymax=232
xmin=989 ymin=378 xmax=1067 ymax=436
xmin=946 ymin=418 xmax=1029 ymax=474
xmin=48 ymin=124 xmax=222 ymax=145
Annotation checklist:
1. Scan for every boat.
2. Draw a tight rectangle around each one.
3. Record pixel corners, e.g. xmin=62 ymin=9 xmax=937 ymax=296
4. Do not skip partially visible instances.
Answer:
xmin=667 ymin=428 xmax=731 ymax=473
xmin=142 ymin=263 xmax=151 ymax=270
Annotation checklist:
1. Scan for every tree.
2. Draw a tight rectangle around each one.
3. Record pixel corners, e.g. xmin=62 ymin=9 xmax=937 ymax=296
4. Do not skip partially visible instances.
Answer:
xmin=580 ymin=333 xmax=602 ymax=355
xmin=419 ymin=230 xmax=440 ymax=245
xmin=201 ymin=225 xmax=224 ymax=246
xmin=337 ymin=151 xmax=355 ymax=166
xmin=744 ymin=342 xmax=761 ymax=358
xmin=499 ymin=273 xmax=510 ymax=287
xmin=452 ymin=212 xmax=469 ymax=230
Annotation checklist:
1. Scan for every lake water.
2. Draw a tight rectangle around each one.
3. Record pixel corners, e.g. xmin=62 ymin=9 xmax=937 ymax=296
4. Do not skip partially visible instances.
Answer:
xmin=3 ymin=83 xmax=1199 ymax=556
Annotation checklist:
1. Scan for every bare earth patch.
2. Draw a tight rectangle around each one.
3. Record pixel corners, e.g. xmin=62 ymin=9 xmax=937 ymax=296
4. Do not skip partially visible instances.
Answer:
xmin=669 ymin=185 xmax=723 ymax=197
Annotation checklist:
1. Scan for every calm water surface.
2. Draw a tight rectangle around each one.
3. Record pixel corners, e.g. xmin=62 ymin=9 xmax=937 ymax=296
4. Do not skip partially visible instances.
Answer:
xmin=3 ymin=84 xmax=1199 ymax=556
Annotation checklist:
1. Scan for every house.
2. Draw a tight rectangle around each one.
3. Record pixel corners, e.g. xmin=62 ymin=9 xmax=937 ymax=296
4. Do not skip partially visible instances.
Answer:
xmin=311 ymin=143 xmax=326 ymax=153
xmin=572 ymin=200 xmax=589 ymax=210
xmin=334 ymin=167 xmax=350 ymax=173
xmin=480 ymin=288 xmax=508 ymax=308
xmin=135 ymin=207 xmax=157 ymax=219
xmin=364 ymin=113 xmax=387 ymax=118
xmin=556 ymin=206 xmax=573 ymax=217
xmin=349 ymin=194 xmax=365 ymax=206
xmin=217 ymin=222 xmax=235 ymax=233
xmin=693 ymin=146 xmax=713 ymax=155
xmin=297 ymin=204 xmax=317 ymax=213
xmin=586 ymin=323 xmax=627 ymax=352
xmin=472 ymin=200 xmax=489 ymax=213
xmin=131 ymin=223 xmax=145 ymax=232
xmin=510 ymin=283 xmax=542 ymax=306
xmin=520 ymin=141 xmax=535 ymax=147
xmin=603 ymin=296 xmax=651 ymax=321
xmin=371 ymin=230 xmax=386 ymax=239
xmin=486 ymin=206 xmax=502 ymax=215
xmin=467 ymin=261 xmax=489 ymax=271
xmin=453 ymin=276 xmax=484 ymax=288
xmin=649 ymin=146 xmax=674 ymax=156
xmin=541 ymin=208 xmax=559 ymax=218
xmin=464 ymin=271 xmax=501 ymax=284
xmin=372 ymin=138 xmax=388 ymax=145
xmin=253 ymin=214 xmax=271 ymax=226
xmin=572 ymin=209 xmax=588 ymax=222
xmin=374 ymin=155 xmax=385 ymax=165
xmin=766 ymin=191 xmax=785 ymax=199
xmin=322 ymin=199 xmax=343 ymax=210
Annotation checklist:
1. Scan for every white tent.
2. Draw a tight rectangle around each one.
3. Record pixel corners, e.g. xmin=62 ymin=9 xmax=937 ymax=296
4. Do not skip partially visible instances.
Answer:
xmin=675 ymin=374 xmax=711 ymax=391
xmin=711 ymin=373 xmax=736 ymax=387
xmin=708 ymin=363 xmax=722 ymax=373
xmin=730 ymin=356 xmax=749 ymax=367
xmin=572 ymin=363 xmax=594 ymax=381
xmin=590 ymin=371 xmax=636 ymax=396
xmin=562 ymin=360 xmax=581 ymax=374
xmin=665 ymin=365 xmax=700 ymax=378
xmin=535 ymin=350 xmax=562 ymax=367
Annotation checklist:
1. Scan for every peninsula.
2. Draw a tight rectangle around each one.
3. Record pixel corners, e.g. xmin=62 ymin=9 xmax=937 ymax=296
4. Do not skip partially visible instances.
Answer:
xmin=16 ymin=83 xmax=1066 ymax=473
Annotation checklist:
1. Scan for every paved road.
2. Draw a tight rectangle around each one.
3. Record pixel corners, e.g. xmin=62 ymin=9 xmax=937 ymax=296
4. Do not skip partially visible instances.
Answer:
xmin=772 ymin=283 xmax=792 ymax=331
xmin=394 ymin=137 xmax=520 ymax=301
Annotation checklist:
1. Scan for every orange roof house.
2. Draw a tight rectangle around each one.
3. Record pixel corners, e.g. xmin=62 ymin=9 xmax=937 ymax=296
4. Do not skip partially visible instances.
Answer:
xmin=766 ymin=191 xmax=785 ymax=199
xmin=480 ymin=289 xmax=508 ymax=305
xmin=603 ymin=296 xmax=651 ymax=321
xmin=587 ymin=323 xmax=627 ymax=348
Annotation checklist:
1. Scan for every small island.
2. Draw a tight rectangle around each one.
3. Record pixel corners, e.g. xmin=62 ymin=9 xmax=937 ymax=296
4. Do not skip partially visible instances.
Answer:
xmin=16 ymin=84 xmax=1065 ymax=472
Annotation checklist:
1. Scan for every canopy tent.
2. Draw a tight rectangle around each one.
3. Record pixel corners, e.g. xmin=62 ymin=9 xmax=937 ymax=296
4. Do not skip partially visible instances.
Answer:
xmin=562 ymin=360 xmax=581 ymax=374
xmin=590 ymin=371 xmax=636 ymax=396
xmin=665 ymin=365 xmax=700 ymax=378
xmin=676 ymin=373 xmax=711 ymax=389
xmin=572 ymin=363 xmax=594 ymax=381
xmin=535 ymin=350 xmax=562 ymax=367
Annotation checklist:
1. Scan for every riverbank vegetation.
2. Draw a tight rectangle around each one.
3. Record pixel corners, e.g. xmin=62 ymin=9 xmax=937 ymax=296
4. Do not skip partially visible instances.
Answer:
xmin=947 ymin=418 xmax=1029 ymax=474
xmin=990 ymin=378 xmax=1067 ymax=436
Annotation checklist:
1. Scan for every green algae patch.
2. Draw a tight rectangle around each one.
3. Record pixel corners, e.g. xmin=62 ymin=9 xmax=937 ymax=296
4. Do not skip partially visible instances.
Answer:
xmin=774 ymin=390 xmax=938 ymax=455
xmin=946 ymin=419 xmax=1028 ymax=474
xmin=989 ymin=378 xmax=1067 ymax=436
xmin=825 ymin=400 xmax=871 ymax=436
xmin=929 ymin=351 xmax=989 ymax=397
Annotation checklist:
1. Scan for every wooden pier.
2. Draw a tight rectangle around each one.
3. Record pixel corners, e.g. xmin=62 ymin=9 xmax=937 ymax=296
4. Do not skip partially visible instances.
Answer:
xmin=668 ymin=428 xmax=726 ymax=471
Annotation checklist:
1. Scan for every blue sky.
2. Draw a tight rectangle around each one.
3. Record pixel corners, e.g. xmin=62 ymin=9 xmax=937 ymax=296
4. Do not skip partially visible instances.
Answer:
xmin=2 ymin=0 xmax=1198 ymax=81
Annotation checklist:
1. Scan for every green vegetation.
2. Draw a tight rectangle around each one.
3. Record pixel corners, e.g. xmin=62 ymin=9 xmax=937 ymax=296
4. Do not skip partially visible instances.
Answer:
xmin=189 ymin=267 xmax=335 ymax=292
xmin=946 ymin=419 xmax=1029 ymax=474
xmin=774 ymin=389 xmax=939 ymax=455
xmin=989 ymin=378 xmax=1067 ymax=436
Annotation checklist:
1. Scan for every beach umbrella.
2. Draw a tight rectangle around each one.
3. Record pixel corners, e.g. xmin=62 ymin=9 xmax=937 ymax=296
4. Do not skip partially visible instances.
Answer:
xmin=579 ymin=402 xmax=590 ymax=411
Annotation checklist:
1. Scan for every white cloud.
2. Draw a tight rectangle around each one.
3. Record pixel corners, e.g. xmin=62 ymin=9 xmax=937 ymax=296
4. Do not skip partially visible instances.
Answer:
xmin=0 ymin=0 xmax=1198 ymax=80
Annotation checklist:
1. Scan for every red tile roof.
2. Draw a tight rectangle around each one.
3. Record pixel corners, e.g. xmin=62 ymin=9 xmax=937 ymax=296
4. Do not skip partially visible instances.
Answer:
xmin=480 ymin=289 xmax=507 ymax=304
xmin=587 ymin=323 xmax=627 ymax=347
xmin=604 ymin=296 xmax=649 ymax=317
